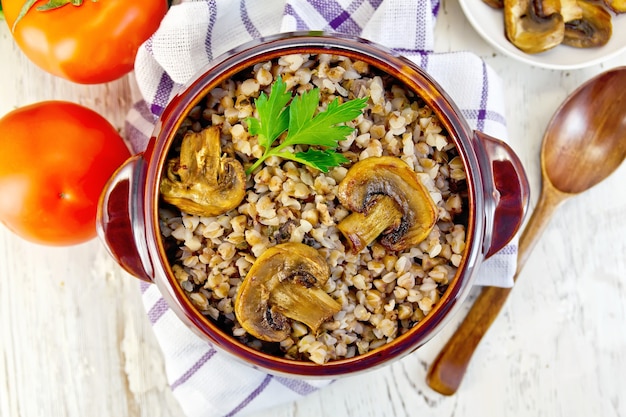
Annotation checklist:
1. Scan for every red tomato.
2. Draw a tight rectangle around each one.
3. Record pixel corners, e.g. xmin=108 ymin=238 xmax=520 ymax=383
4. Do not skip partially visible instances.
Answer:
xmin=2 ymin=0 xmax=168 ymax=84
xmin=0 ymin=101 xmax=131 ymax=246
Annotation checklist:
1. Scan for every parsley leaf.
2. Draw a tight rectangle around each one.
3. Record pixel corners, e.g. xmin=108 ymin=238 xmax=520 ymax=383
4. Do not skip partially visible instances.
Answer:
xmin=246 ymin=76 xmax=368 ymax=174
xmin=247 ymin=76 xmax=291 ymax=150
xmin=276 ymin=149 xmax=350 ymax=173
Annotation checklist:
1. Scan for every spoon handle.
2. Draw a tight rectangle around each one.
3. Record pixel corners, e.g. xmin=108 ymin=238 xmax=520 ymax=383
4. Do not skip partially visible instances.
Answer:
xmin=426 ymin=183 xmax=567 ymax=395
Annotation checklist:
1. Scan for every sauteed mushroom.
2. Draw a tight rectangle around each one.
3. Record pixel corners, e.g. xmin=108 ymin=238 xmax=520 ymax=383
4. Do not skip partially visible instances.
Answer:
xmin=234 ymin=243 xmax=341 ymax=342
xmin=534 ymin=0 xmax=585 ymax=20
xmin=563 ymin=0 xmax=612 ymax=48
xmin=337 ymin=156 xmax=438 ymax=253
xmin=504 ymin=0 xmax=565 ymax=54
xmin=486 ymin=0 xmax=616 ymax=53
xmin=160 ymin=126 xmax=246 ymax=217
xmin=603 ymin=0 xmax=626 ymax=13
xmin=560 ymin=0 xmax=584 ymax=21
xmin=483 ymin=0 xmax=504 ymax=8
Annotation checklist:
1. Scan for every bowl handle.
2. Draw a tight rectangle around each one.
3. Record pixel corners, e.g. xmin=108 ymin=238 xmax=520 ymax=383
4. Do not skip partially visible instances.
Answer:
xmin=475 ymin=131 xmax=531 ymax=258
xmin=97 ymin=154 xmax=153 ymax=282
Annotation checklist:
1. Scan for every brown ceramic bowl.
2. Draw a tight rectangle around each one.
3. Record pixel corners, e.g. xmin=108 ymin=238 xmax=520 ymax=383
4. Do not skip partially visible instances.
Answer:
xmin=97 ymin=32 xmax=529 ymax=377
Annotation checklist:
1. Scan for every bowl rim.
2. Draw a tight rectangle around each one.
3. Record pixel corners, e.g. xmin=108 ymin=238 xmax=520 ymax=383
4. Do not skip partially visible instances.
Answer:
xmin=142 ymin=31 xmax=486 ymax=377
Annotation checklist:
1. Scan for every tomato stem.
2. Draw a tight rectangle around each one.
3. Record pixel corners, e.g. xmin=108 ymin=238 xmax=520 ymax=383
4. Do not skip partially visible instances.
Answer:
xmin=37 ymin=0 xmax=84 ymax=12
xmin=12 ymin=0 xmax=91 ymax=32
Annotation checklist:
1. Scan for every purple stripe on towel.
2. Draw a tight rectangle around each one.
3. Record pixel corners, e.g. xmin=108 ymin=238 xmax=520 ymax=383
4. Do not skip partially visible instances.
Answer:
xmin=309 ymin=0 xmax=344 ymax=17
xmin=144 ymin=37 xmax=154 ymax=55
xmin=204 ymin=0 xmax=218 ymax=61
xmin=497 ymin=244 xmax=517 ymax=256
xmin=134 ymin=100 xmax=158 ymax=124
xmin=124 ymin=121 xmax=150 ymax=154
xmin=283 ymin=3 xmax=309 ymax=30
xmin=414 ymin=21 xmax=428 ymax=50
xmin=240 ymin=0 xmax=261 ymax=38
xmin=392 ymin=48 xmax=430 ymax=57
xmin=309 ymin=0 xmax=364 ymax=34
xmin=171 ymin=348 xmax=218 ymax=390
xmin=225 ymin=374 xmax=273 ymax=417
xmin=417 ymin=50 xmax=430 ymax=69
xmin=150 ymin=72 xmax=175 ymax=117
xmin=126 ymin=101 xmax=157 ymax=152
xmin=476 ymin=60 xmax=489 ymax=132
xmin=392 ymin=48 xmax=431 ymax=70
xmin=432 ymin=0 xmax=441 ymax=17
xmin=275 ymin=376 xmax=320 ymax=395
xmin=147 ymin=297 xmax=169 ymax=324
xmin=329 ymin=9 xmax=352 ymax=29
xmin=139 ymin=281 xmax=151 ymax=294
xmin=461 ymin=109 xmax=507 ymax=127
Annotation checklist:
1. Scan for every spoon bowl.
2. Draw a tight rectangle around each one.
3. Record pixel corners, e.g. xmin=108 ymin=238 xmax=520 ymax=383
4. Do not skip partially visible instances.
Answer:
xmin=543 ymin=68 xmax=626 ymax=194
xmin=426 ymin=66 xmax=626 ymax=395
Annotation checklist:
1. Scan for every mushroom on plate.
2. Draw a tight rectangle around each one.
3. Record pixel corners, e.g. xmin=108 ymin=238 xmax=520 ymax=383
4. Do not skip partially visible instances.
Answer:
xmin=533 ymin=0 xmax=585 ymax=21
xmin=603 ymin=0 xmax=626 ymax=12
xmin=483 ymin=0 xmax=504 ymax=9
xmin=483 ymin=0 xmax=584 ymax=16
xmin=337 ymin=156 xmax=438 ymax=254
xmin=504 ymin=0 xmax=565 ymax=53
xmin=563 ymin=0 xmax=613 ymax=48
xmin=160 ymin=126 xmax=246 ymax=217
xmin=234 ymin=242 xmax=341 ymax=342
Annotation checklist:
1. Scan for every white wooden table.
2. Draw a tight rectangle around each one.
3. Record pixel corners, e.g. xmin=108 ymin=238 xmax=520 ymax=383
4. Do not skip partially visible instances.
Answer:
xmin=1 ymin=1 xmax=625 ymax=416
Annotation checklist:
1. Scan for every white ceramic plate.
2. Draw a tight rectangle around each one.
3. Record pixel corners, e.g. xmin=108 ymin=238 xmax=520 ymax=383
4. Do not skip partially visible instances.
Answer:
xmin=458 ymin=0 xmax=626 ymax=70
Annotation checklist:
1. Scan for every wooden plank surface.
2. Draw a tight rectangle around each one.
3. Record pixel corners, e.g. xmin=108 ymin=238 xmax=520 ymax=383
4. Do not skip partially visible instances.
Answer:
xmin=1 ymin=1 xmax=625 ymax=416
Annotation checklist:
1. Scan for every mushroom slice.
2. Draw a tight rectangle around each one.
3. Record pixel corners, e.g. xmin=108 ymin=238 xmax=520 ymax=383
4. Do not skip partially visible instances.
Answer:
xmin=160 ymin=126 xmax=246 ymax=217
xmin=337 ymin=156 xmax=438 ymax=253
xmin=338 ymin=195 xmax=403 ymax=253
xmin=535 ymin=0 xmax=563 ymax=16
xmin=504 ymin=0 xmax=565 ymax=54
xmin=535 ymin=0 xmax=584 ymax=20
xmin=234 ymin=243 xmax=341 ymax=343
xmin=560 ymin=0 xmax=583 ymax=22
xmin=483 ymin=0 xmax=504 ymax=9
xmin=563 ymin=0 xmax=612 ymax=48
xmin=603 ymin=0 xmax=626 ymax=13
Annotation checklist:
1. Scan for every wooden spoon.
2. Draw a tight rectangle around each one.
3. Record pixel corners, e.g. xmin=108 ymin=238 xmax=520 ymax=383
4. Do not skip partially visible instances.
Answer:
xmin=426 ymin=66 xmax=626 ymax=396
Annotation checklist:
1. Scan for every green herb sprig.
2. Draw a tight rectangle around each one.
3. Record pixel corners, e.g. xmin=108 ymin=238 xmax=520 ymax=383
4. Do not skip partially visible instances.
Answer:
xmin=245 ymin=76 xmax=368 ymax=175
xmin=12 ymin=0 xmax=85 ymax=32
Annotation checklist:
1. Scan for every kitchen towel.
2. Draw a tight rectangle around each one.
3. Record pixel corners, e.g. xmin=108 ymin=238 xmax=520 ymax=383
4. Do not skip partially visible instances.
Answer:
xmin=128 ymin=1 xmax=517 ymax=416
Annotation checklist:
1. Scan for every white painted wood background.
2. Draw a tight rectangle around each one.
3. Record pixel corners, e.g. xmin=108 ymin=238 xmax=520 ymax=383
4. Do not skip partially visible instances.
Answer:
xmin=1 ymin=1 xmax=625 ymax=416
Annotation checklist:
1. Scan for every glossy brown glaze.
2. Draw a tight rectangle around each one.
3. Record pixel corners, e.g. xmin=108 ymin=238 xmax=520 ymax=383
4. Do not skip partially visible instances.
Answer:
xmin=427 ymin=66 xmax=626 ymax=395
xmin=97 ymin=155 xmax=152 ymax=282
xmin=97 ymin=32 xmax=531 ymax=377
xmin=477 ymin=131 xmax=530 ymax=258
